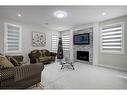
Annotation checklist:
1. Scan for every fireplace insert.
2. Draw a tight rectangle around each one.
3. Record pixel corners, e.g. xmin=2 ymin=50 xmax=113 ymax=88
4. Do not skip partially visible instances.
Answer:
xmin=77 ymin=51 xmax=89 ymax=61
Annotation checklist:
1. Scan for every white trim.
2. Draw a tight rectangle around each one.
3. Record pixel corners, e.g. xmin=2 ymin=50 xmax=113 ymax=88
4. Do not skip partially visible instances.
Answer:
xmin=4 ymin=23 xmax=22 ymax=54
xmin=100 ymin=22 xmax=125 ymax=55
xmin=97 ymin=64 xmax=127 ymax=72
xmin=93 ymin=23 xmax=99 ymax=65
xmin=101 ymin=22 xmax=124 ymax=29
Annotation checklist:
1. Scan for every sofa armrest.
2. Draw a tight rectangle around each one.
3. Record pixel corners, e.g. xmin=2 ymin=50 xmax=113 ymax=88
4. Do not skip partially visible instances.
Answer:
xmin=14 ymin=64 xmax=44 ymax=81
xmin=1 ymin=67 xmax=14 ymax=81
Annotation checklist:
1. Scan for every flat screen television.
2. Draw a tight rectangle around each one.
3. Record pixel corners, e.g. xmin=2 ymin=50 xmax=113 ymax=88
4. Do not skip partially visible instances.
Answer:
xmin=74 ymin=33 xmax=89 ymax=45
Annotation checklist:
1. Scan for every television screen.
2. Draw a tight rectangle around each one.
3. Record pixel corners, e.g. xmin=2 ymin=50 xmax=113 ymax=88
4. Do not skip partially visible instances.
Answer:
xmin=74 ymin=33 xmax=89 ymax=45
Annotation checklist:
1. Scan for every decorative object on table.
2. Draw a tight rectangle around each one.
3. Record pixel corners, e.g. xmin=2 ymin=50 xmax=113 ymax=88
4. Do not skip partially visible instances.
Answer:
xmin=32 ymin=32 xmax=46 ymax=47
xmin=61 ymin=57 xmax=75 ymax=70
xmin=57 ymin=37 xmax=63 ymax=59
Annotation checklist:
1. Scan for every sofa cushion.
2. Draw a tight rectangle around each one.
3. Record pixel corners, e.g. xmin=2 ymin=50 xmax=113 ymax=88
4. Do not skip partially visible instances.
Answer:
xmin=31 ymin=50 xmax=41 ymax=58
xmin=40 ymin=51 xmax=45 ymax=57
xmin=14 ymin=64 xmax=44 ymax=81
xmin=39 ymin=56 xmax=51 ymax=61
xmin=0 ymin=55 xmax=14 ymax=68
xmin=40 ymin=50 xmax=49 ymax=56
xmin=45 ymin=51 xmax=51 ymax=56
xmin=12 ymin=56 xmax=24 ymax=63
xmin=50 ymin=56 xmax=55 ymax=60
xmin=6 ymin=56 xmax=20 ymax=66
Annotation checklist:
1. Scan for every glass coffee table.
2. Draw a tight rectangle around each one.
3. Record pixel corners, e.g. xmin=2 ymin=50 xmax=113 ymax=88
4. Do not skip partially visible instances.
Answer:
xmin=60 ymin=57 xmax=75 ymax=70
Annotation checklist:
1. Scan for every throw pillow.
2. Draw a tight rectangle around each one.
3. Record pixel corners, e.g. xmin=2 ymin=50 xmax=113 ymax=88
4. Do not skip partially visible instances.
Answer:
xmin=6 ymin=56 xmax=20 ymax=66
xmin=0 ymin=55 xmax=14 ymax=68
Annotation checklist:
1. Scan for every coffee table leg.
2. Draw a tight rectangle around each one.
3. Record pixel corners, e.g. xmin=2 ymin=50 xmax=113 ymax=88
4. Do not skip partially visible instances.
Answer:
xmin=70 ymin=63 xmax=75 ymax=70
xmin=60 ymin=61 xmax=63 ymax=69
xmin=61 ymin=64 xmax=64 ymax=69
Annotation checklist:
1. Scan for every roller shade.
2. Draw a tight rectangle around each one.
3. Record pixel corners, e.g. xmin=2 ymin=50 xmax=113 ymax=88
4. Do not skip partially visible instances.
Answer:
xmin=4 ymin=23 xmax=22 ymax=53
xmin=62 ymin=34 xmax=70 ymax=50
xmin=52 ymin=34 xmax=58 ymax=52
xmin=101 ymin=22 xmax=124 ymax=54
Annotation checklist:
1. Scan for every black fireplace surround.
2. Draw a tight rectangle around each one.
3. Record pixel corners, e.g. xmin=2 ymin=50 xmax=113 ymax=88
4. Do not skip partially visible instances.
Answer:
xmin=77 ymin=51 xmax=89 ymax=61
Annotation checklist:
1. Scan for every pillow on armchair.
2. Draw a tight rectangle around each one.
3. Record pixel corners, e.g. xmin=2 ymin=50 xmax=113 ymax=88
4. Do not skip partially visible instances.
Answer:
xmin=0 ymin=55 xmax=14 ymax=68
xmin=45 ymin=51 xmax=51 ymax=56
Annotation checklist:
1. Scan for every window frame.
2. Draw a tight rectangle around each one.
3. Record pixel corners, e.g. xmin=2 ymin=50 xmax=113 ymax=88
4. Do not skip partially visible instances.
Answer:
xmin=4 ymin=23 xmax=22 ymax=54
xmin=100 ymin=22 xmax=125 ymax=55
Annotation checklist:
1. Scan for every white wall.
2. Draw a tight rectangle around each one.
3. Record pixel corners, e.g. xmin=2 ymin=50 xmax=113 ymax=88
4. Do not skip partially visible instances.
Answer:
xmin=0 ymin=16 xmax=58 ymax=62
xmin=93 ymin=23 xmax=99 ymax=65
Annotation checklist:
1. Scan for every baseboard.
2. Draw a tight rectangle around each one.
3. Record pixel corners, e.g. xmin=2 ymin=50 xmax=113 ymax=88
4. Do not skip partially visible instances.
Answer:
xmin=97 ymin=64 xmax=127 ymax=72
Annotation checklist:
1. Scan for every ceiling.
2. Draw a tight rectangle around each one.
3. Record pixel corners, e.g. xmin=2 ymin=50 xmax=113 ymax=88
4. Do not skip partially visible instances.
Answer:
xmin=0 ymin=6 xmax=127 ymax=31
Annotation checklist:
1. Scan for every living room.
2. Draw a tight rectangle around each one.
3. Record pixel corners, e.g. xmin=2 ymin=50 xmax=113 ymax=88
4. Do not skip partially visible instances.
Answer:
xmin=0 ymin=5 xmax=127 ymax=89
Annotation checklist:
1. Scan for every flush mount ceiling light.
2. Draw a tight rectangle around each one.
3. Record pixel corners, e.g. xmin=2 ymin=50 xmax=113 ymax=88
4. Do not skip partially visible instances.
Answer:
xmin=57 ymin=27 xmax=63 ymax=30
xmin=102 ymin=12 xmax=106 ymax=16
xmin=17 ymin=13 xmax=22 ymax=17
xmin=54 ymin=11 xmax=67 ymax=18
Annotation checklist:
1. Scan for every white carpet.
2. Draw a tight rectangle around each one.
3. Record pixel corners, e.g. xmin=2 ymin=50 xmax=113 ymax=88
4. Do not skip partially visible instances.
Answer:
xmin=40 ymin=62 xmax=127 ymax=89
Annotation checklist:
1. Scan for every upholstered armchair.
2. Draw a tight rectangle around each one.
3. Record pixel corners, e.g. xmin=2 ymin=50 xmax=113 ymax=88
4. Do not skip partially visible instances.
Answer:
xmin=28 ymin=49 xmax=56 ymax=64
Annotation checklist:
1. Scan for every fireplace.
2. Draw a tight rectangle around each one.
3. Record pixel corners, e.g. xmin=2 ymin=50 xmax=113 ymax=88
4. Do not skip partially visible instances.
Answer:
xmin=77 ymin=51 xmax=89 ymax=61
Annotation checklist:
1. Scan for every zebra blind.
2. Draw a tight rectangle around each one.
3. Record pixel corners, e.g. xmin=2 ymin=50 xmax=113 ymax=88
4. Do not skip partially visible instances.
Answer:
xmin=62 ymin=34 xmax=70 ymax=50
xmin=52 ymin=34 xmax=58 ymax=52
xmin=101 ymin=22 xmax=124 ymax=54
xmin=4 ymin=23 xmax=22 ymax=53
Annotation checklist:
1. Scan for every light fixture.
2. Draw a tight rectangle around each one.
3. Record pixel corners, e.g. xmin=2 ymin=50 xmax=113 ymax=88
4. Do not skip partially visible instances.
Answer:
xmin=17 ymin=13 xmax=22 ymax=17
xmin=102 ymin=12 xmax=106 ymax=16
xmin=54 ymin=11 xmax=67 ymax=18
xmin=57 ymin=27 xmax=63 ymax=30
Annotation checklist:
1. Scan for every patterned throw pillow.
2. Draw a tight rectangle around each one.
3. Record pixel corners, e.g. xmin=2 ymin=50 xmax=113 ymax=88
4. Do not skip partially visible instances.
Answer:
xmin=6 ymin=56 xmax=20 ymax=66
xmin=0 ymin=55 xmax=14 ymax=68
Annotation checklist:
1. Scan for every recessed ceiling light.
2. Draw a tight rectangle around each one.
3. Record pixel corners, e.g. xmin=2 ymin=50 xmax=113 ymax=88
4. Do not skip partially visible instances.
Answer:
xmin=17 ymin=13 xmax=22 ymax=17
xmin=54 ymin=11 xmax=67 ymax=18
xmin=102 ymin=12 xmax=106 ymax=16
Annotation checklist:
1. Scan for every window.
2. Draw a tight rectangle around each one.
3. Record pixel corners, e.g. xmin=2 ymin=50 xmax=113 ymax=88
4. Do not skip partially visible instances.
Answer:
xmin=4 ymin=23 xmax=22 ymax=54
xmin=51 ymin=34 xmax=58 ymax=52
xmin=62 ymin=34 xmax=70 ymax=51
xmin=100 ymin=22 xmax=124 ymax=54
